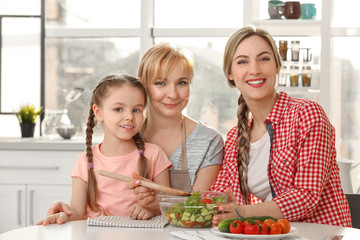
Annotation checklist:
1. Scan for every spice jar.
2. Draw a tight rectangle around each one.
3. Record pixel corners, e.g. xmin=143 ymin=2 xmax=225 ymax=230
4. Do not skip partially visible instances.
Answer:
xmin=278 ymin=66 xmax=288 ymax=87
xmin=279 ymin=40 xmax=288 ymax=61
xmin=290 ymin=66 xmax=299 ymax=86
xmin=302 ymin=66 xmax=312 ymax=87
xmin=291 ymin=41 xmax=300 ymax=61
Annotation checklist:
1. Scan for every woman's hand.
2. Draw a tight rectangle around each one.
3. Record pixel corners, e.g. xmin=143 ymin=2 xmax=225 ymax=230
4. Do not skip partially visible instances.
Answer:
xmin=36 ymin=212 xmax=69 ymax=225
xmin=127 ymin=172 xmax=156 ymax=206
xmin=128 ymin=203 xmax=154 ymax=220
xmin=212 ymin=188 xmax=240 ymax=226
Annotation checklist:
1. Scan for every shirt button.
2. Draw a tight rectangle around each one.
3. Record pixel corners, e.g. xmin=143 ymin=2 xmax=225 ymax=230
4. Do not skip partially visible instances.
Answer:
xmin=283 ymin=160 xmax=287 ymax=164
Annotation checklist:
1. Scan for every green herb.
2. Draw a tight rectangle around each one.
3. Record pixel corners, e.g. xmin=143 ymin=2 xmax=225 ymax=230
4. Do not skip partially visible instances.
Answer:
xmin=16 ymin=104 xmax=43 ymax=123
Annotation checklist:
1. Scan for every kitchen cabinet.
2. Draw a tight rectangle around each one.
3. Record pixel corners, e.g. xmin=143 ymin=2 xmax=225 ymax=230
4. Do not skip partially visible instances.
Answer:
xmin=0 ymin=184 xmax=71 ymax=234
xmin=0 ymin=139 xmax=84 ymax=234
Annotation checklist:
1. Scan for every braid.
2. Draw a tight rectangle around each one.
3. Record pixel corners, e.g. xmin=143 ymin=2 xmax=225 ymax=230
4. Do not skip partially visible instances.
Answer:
xmin=133 ymin=132 xmax=149 ymax=179
xmin=86 ymin=107 xmax=100 ymax=211
xmin=236 ymin=94 xmax=251 ymax=204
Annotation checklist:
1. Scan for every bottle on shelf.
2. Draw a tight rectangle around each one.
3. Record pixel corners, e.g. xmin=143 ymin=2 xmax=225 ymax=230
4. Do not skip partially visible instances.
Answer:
xmin=302 ymin=66 xmax=312 ymax=87
xmin=290 ymin=65 xmax=299 ymax=86
xmin=278 ymin=65 xmax=288 ymax=87
xmin=291 ymin=41 xmax=300 ymax=61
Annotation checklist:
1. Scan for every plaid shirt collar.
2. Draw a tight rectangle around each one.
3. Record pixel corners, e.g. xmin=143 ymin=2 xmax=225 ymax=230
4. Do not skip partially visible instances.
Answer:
xmin=248 ymin=91 xmax=290 ymax=127
xmin=266 ymin=91 xmax=290 ymax=125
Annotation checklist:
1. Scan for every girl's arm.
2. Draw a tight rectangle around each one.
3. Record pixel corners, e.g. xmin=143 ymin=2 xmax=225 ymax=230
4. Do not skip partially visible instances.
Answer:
xmin=67 ymin=177 xmax=88 ymax=221
xmin=192 ymin=164 xmax=221 ymax=191
xmin=38 ymin=177 xmax=87 ymax=225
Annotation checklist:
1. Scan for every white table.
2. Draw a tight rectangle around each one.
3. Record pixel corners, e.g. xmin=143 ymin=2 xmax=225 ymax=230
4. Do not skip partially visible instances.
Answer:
xmin=0 ymin=221 xmax=359 ymax=240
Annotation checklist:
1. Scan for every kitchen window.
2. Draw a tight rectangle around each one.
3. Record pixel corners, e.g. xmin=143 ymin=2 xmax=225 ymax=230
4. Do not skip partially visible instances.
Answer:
xmin=0 ymin=0 xmax=360 ymax=192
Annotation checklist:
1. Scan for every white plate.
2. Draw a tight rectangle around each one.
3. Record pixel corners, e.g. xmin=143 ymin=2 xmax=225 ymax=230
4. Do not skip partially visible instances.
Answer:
xmin=211 ymin=226 xmax=299 ymax=239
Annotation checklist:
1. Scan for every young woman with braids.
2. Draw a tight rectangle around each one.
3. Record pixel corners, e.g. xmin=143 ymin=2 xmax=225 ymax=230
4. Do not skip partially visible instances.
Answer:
xmin=37 ymin=74 xmax=172 ymax=225
xmin=211 ymin=26 xmax=352 ymax=227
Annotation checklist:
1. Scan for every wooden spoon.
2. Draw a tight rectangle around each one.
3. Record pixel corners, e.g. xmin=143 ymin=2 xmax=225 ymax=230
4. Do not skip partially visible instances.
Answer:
xmin=97 ymin=170 xmax=190 ymax=196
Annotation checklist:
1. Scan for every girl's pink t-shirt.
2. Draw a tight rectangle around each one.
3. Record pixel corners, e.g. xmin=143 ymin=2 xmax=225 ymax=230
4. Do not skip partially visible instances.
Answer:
xmin=71 ymin=142 xmax=172 ymax=218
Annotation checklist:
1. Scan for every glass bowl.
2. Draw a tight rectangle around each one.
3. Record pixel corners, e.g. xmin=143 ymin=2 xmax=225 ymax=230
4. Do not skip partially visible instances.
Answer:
xmin=157 ymin=191 xmax=227 ymax=228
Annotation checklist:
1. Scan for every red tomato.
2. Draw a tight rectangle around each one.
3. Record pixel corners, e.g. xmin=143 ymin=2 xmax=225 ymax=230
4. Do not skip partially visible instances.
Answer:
xmin=277 ymin=219 xmax=291 ymax=234
xmin=259 ymin=223 xmax=269 ymax=235
xmin=181 ymin=220 xmax=195 ymax=227
xmin=201 ymin=198 xmax=213 ymax=204
xmin=263 ymin=219 xmax=276 ymax=227
xmin=243 ymin=223 xmax=260 ymax=235
xmin=229 ymin=220 xmax=243 ymax=234
xmin=196 ymin=222 xmax=205 ymax=226
xmin=270 ymin=223 xmax=282 ymax=235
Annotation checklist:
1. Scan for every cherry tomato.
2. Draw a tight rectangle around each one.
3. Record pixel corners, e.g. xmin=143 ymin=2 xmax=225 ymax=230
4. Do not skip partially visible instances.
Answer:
xmin=255 ymin=220 xmax=263 ymax=224
xmin=229 ymin=220 xmax=244 ymax=234
xmin=181 ymin=220 xmax=195 ymax=227
xmin=277 ymin=219 xmax=291 ymax=234
xmin=263 ymin=219 xmax=276 ymax=227
xmin=270 ymin=223 xmax=282 ymax=235
xmin=259 ymin=223 xmax=269 ymax=235
xmin=201 ymin=198 xmax=213 ymax=204
xmin=243 ymin=223 xmax=260 ymax=235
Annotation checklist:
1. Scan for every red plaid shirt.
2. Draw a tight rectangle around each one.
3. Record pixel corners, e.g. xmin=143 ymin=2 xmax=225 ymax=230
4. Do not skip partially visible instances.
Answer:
xmin=211 ymin=92 xmax=352 ymax=227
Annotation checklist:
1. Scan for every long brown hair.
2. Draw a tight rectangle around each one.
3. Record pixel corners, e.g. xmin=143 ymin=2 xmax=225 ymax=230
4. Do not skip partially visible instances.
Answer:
xmin=223 ymin=26 xmax=282 ymax=204
xmin=85 ymin=73 xmax=149 ymax=211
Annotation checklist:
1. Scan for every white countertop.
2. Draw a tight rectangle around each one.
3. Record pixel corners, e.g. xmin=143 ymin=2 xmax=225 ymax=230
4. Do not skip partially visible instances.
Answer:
xmin=0 ymin=137 xmax=102 ymax=151
xmin=0 ymin=221 xmax=359 ymax=240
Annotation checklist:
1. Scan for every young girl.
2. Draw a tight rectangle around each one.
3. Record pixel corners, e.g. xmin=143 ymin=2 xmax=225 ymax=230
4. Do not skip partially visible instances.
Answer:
xmin=38 ymin=74 xmax=172 ymax=225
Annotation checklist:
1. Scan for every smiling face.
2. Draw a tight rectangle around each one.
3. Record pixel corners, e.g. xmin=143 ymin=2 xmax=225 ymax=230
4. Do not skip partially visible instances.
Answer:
xmin=93 ymin=84 xmax=145 ymax=142
xmin=147 ymin=64 xmax=190 ymax=118
xmin=228 ymin=35 xmax=280 ymax=102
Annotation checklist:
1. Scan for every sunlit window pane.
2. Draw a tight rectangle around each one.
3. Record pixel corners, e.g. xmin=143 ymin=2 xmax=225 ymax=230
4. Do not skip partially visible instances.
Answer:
xmin=1 ymin=18 xmax=41 ymax=112
xmin=331 ymin=37 xmax=360 ymax=161
xmin=45 ymin=38 xmax=139 ymax=134
xmin=333 ymin=1 xmax=360 ymax=27
xmin=0 ymin=0 xmax=40 ymax=15
xmin=155 ymin=37 xmax=239 ymax=137
xmin=154 ymin=0 xmax=243 ymax=28
xmin=45 ymin=0 xmax=140 ymax=28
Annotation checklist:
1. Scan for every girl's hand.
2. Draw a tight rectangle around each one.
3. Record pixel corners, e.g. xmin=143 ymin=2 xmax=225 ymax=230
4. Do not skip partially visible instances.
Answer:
xmin=46 ymin=201 xmax=72 ymax=217
xmin=212 ymin=188 xmax=240 ymax=226
xmin=127 ymin=172 xmax=156 ymax=206
xmin=128 ymin=203 xmax=154 ymax=220
xmin=36 ymin=212 xmax=69 ymax=226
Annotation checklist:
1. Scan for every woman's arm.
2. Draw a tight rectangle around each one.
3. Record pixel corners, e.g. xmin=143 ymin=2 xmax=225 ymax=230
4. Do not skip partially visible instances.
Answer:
xmin=192 ymin=164 xmax=221 ymax=191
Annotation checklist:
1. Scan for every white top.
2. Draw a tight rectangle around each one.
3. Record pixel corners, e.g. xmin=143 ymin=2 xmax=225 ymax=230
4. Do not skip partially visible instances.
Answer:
xmin=247 ymin=133 xmax=272 ymax=202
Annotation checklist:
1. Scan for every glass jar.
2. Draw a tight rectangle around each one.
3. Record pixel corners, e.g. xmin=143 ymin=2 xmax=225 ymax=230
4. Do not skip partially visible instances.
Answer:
xmin=278 ymin=66 xmax=288 ymax=86
xmin=290 ymin=66 xmax=299 ymax=86
xmin=302 ymin=66 xmax=312 ymax=87
xmin=41 ymin=109 xmax=66 ymax=139
xmin=41 ymin=109 xmax=74 ymax=139
xmin=291 ymin=41 xmax=300 ymax=61
xmin=278 ymin=40 xmax=288 ymax=61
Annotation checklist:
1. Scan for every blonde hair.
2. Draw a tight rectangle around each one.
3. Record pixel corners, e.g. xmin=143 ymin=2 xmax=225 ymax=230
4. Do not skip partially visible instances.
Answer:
xmin=85 ymin=74 xmax=148 ymax=211
xmin=223 ymin=26 xmax=281 ymax=204
xmin=137 ymin=43 xmax=195 ymax=91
